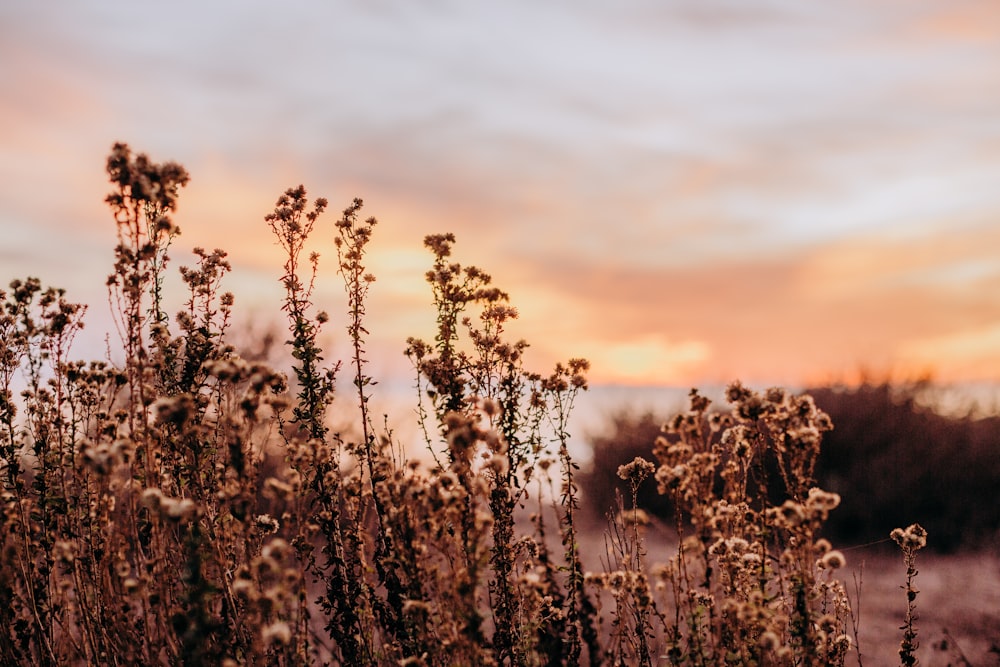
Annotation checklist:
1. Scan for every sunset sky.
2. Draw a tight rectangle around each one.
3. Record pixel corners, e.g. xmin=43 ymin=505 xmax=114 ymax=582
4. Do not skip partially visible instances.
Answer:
xmin=2 ymin=1 xmax=1000 ymax=392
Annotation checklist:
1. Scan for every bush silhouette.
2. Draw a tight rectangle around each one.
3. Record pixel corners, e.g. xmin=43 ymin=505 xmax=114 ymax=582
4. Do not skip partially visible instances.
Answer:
xmin=582 ymin=381 xmax=1000 ymax=552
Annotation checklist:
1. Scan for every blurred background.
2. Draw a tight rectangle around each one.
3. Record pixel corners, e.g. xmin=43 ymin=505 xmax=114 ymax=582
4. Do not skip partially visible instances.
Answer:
xmin=3 ymin=0 xmax=999 ymax=388
xmin=2 ymin=1 xmax=999 ymax=549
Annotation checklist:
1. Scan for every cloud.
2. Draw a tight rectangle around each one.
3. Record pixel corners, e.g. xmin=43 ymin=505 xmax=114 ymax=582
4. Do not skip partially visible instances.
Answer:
xmin=897 ymin=0 xmax=1000 ymax=44
xmin=793 ymin=218 xmax=1000 ymax=300
xmin=494 ymin=212 xmax=1000 ymax=385
xmin=899 ymin=323 xmax=1000 ymax=381
xmin=578 ymin=334 xmax=711 ymax=385
xmin=2 ymin=1 xmax=1000 ymax=388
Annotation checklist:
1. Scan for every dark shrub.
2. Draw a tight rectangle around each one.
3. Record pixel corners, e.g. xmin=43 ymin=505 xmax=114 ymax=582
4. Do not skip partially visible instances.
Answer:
xmin=582 ymin=381 xmax=1000 ymax=552
xmin=811 ymin=382 xmax=1000 ymax=552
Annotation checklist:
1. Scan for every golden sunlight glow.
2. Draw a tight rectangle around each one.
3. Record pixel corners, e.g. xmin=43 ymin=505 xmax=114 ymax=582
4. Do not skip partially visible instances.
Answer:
xmin=580 ymin=335 xmax=711 ymax=385
xmin=898 ymin=323 xmax=1000 ymax=382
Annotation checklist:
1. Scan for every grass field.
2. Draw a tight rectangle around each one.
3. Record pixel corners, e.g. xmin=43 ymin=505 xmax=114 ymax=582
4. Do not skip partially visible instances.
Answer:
xmin=2 ymin=143 xmax=997 ymax=665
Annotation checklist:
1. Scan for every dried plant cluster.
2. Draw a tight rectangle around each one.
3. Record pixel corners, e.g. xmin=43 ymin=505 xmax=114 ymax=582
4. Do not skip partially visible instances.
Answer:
xmin=0 ymin=144 xmax=927 ymax=666
xmin=598 ymin=386 xmax=867 ymax=666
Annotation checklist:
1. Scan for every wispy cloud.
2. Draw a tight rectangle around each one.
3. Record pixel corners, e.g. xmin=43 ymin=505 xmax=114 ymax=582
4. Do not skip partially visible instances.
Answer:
xmin=2 ymin=1 xmax=999 ymax=386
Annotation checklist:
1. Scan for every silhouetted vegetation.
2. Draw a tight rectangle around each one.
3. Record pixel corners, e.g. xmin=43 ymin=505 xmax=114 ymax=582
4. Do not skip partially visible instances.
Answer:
xmin=582 ymin=381 xmax=1000 ymax=553
xmin=813 ymin=382 xmax=1000 ymax=552
xmin=582 ymin=411 xmax=669 ymax=529
xmin=0 ymin=143 xmax=942 ymax=665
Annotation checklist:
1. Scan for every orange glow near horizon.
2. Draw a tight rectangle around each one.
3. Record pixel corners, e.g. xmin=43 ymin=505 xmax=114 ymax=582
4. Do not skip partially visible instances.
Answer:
xmin=7 ymin=173 xmax=998 ymax=391
xmin=2 ymin=151 xmax=997 ymax=391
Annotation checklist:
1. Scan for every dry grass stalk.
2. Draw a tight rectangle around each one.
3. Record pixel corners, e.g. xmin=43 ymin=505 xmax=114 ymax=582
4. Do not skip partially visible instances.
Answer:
xmin=0 ymin=143 xmax=927 ymax=666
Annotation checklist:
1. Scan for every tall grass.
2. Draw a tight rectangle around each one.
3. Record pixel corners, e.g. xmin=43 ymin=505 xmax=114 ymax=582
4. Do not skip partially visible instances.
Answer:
xmin=0 ymin=143 xmax=927 ymax=665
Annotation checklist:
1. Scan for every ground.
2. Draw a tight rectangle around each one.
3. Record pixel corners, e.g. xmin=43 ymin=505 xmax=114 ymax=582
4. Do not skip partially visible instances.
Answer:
xmin=843 ymin=551 xmax=1000 ymax=667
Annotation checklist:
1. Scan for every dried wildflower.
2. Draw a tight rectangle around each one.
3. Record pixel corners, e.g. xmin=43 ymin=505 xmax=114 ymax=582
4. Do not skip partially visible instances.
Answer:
xmin=727 ymin=537 xmax=749 ymax=553
xmin=617 ymin=456 xmax=656 ymax=484
xmin=817 ymin=613 xmax=839 ymax=634
xmin=483 ymin=453 xmax=508 ymax=476
xmin=722 ymin=424 xmax=754 ymax=459
xmin=726 ymin=380 xmax=766 ymax=419
xmin=608 ymin=570 xmax=627 ymax=593
xmin=819 ymin=550 xmax=847 ymax=570
xmin=689 ymin=590 xmax=713 ymax=610
xmin=787 ymin=425 xmax=821 ymax=448
xmin=255 ymin=514 xmax=280 ymax=535
xmin=163 ymin=497 xmax=198 ymax=522
xmin=2 ymin=143 xmax=923 ymax=666
xmin=479 ymin=397 xmax=501 ymax=418
xmin=891 ymin=523 xmax=928 ymax=551
xmin=707 ymin=537 xmax=727 ymax=557
xmin=806 ymin=487 xmax=841 ymax=512
xmin=765 ymin=386 xmax=788 ymax=405
xmin=261 ymin=621 xmax=291 ymax=646
xmin=815 ymin=410 xmax=834 ymax=431
xmin=140 ymin=487 xmax=164 ymax=510
xmin=759 ymin=630 xmax=781 ymax=651
xmin=232 ymin=578 xmax=255 ymax=601
xmin=655 ymin=463 xmax=688 ymax=493
xmin=518 ymin=569 xmax=544 ymax=590
xmin=771 ymin=500 xmax=806 ymax=528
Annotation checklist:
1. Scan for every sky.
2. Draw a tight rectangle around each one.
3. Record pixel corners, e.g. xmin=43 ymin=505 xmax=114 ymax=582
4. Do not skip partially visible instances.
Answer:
xmin=2 ymin=0 xmax=1000 ymax=394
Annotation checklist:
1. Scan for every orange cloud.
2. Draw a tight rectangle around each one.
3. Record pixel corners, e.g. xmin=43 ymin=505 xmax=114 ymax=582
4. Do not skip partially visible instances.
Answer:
xmin=576 ymin=334 xmax=711 ymax=385
xmin=491 ymin=214 xmax=1000 ymax=386
xmin=793 ymin=219 xmax=1000 ymax=300
xmin=3 ymin=1 xmax=1000 ymax=394
xmin=903 ymin=2 xmax=1000 ymax=43
xmin=898 ymin=322 xmax=1000 ymax=382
